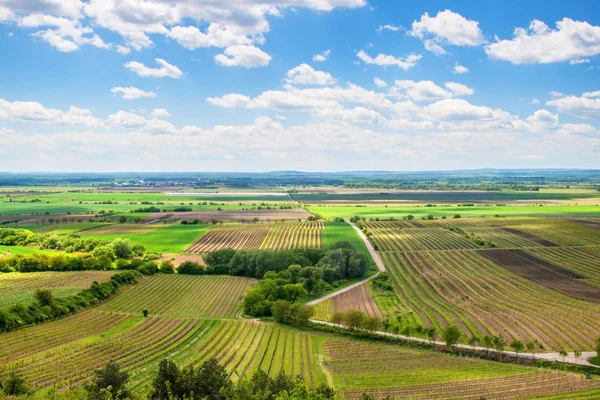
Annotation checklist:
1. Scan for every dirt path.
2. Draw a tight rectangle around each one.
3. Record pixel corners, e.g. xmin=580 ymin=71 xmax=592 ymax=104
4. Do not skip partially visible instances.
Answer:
xmin=350 ymin=222 xmax=386 ymax=272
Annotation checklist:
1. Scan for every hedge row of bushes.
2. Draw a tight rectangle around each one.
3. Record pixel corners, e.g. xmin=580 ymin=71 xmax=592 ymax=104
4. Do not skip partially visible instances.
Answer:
xmin=0 ymin=270 xmax=141 ymax=332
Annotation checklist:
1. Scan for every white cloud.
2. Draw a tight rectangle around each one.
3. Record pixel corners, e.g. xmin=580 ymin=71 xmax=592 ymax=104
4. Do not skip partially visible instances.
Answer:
xmin=391 ymin=80 xmax=453 ymax=102
xmin=444 ymin=82 xmax=474 ymax=96
xmin=0 ymin=98 xmax=102 ymax=128
xmin=374 ymin=77 xmax=387 ymax=87
xmin=531 ymin=98 xmax=540 ymax=104
xmin=570 ymin=58 xmax=590 ymax=65
xmin=583 ymin=90 xmax=600 ymax=98
xmin=167 ymin=23 xmax=251 ymax=49
xmin=285 ymin=64 xmax=336 ymax=85
xmin=453 ymin=63 xmax=469 ymax=74
xmin=215 ymin=45 xmax=271 ymax=68
xmin=411 ymin=10 xmax=484 ymax=54
xmin=526 ymin=109 xmax=559 ymax=132
xmin=151 ymin=108 xmax=170 ymax=118
xmin=107 ymin=110 xmax=176 ymax=133
xmin=124 ymin=58 xmax=183 ymax=78
xmin=377 ymin=24 xmax=401 ymax=33
xmin=357 ymin=50 xmax=421 ymax=70
xmin=546 ymin=95 xmax=600 ymax=119
xmin=485 ymin=18 xmax=600 ymax=64
xmin=550 ymin=91 xmax=565 ymax=98
xmin=18 ymin=13 xmax=109 ymax=52
xmin=1 ymin=0 xmax=83 ymax=18
xmin=110 ymin=86 xmax=156 ymax=100
xmin=312 ymin=49 xmax=331 ymax=62
xmin=0 ymin=6 xmax=14 ymax=21
xmin=421 ymin=99 xmax=507 ymax=121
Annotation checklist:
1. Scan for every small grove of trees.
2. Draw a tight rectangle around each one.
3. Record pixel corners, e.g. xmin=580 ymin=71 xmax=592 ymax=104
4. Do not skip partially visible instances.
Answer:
xmin=271 ymin=300 xmax=314 ymax=327
xmin=83 ymin=358 xmax=335 ymax=400
xmin=0 ymin=271 xmax=140 ymax=333
xmin=440 ymin=325 xmax=462 ymax=353
xmin=331 ymin=310 xmax=383 ymax=332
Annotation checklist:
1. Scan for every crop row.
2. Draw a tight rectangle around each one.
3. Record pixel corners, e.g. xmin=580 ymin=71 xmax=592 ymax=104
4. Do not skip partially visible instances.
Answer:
xmin=0 ymin=271 xmax=115 ymax=309
xmin=343 ymin=372 xmax=600 ymax=399
xmin=367 ymin=227 xmax=477 ymax=252
xmin=324 ymin=340 xmax=600 ymax=398
xmin=129 ymin=320 xmax=326 ymax=389
xmin=184 ymin=227 xmax=270 ymax=253
xmin=2 ymin=316 xmax=207 ymax=390
xmin=458 ymin=226 xmax=542 ymax=248
xmin=379 ymin=250 xmax=600 ymax=350
xmin=522 ymin=247 xmax=600 ymax=287
xmin=510 ymin=220 xmax=600 ymax=247
xmin=98 ymin=275 xmax=254 ymax=319
xmin=260 ymin=225 xmax=323 ymax=250
xmin=0 ymin=310 xmax=130 ymax=364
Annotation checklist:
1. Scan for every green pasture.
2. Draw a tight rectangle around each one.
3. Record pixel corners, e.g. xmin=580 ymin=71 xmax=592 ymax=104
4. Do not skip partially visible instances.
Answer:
xmin=82 ymin=224 xmax=210 ymax=253
xmin=309 ymin=204 xmax=600 ymax=220
xmin=323 ymin=222 xmax=375 ymax=266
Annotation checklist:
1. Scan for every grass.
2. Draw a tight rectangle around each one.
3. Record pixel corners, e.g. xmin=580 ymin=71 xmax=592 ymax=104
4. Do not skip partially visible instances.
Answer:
xmin=323 ymin=222 xmax=375 ymax=266
xmin=589 ymin=356 xmax=600 ymax=366
xmin=82 ymin=224 xmax=211 ymax=253
xmin=309 ymin=204 xmax=600 ymax=220
xmin=0 ymin=245 xmax=60 ymax=255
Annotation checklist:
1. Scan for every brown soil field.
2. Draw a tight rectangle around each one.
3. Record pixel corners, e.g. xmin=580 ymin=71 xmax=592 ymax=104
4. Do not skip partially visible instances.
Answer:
xmin=331 ymin=283 xmax=382 ymax=318
xmin=479 ymin=249 xmax=600 ymax=302
xmin=146 ymin=208 xmax=310 ymax=222
xmin=496 ymin=226 xmax=558 ymax=247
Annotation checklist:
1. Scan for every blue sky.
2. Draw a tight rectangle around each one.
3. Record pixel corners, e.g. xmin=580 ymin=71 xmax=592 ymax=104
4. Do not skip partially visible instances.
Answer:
xmin=0 ymin=0 xmax=599 ymax=172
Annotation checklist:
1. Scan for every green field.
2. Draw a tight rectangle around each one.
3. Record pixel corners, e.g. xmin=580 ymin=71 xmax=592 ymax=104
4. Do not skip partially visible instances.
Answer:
xmin=82 ymin=224 xmax=211 ymax=253
xmin=322 ymin=222 xmax=375 ymax=266
xmin=309 ymin=204 xmax=600 ymax=220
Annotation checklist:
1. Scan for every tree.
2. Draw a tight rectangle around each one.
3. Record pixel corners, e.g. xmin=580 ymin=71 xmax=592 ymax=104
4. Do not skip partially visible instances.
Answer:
xmin=491 ymin=335 xmax=506 ymax=360
xmin=1 ymin=370 xmax=31 ymax=396
xmin=574 ymin=350 xmax=583 ymax=364
xmin=343 ymin=310 xmax=365 ymax=330
xmin=426 ymin=327 xmax=437 ymax=349
xmin=559 ymin=349 xmax=568 ymax=364
xmin=111 ymin=238 xmax=133 ymax=259
xmin=119 ymin=216 xmax=127 ymax=223
xmin=34 ymin=289 xmax=55 ymax=307
xmin=467 ymin=335 xmax=480 ymax=348
xmin=196 ymin=358 xmax=231 ymax=400
xmin=526 ymin=339 xmax=544 ymax=359
xmin=596 ymin=337 xmax=600 ymax=355
xmin=151 ymin=359 xmax=180 ymax=400
xmin=331 ymin=312 xmax=344 ymax=325
xmin=481 ymin=335 xmax=492 ymax=358
xmin=510 ymin=339 xmax=524 ymax=362
xmin=441 ymin=325 xmax=462 ymax=352
xmin=85 ymin=361 xmax=131 ymax=400
xmin=362 ymin=316 xmax=382 ymax=332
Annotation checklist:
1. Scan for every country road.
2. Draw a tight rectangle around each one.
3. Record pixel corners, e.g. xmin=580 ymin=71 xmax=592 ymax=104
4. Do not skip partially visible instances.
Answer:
xmin=305 ymin=222 xmax=385 ymax=306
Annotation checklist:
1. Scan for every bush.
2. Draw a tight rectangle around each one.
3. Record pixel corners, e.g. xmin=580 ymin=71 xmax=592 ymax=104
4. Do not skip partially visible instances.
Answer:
xmin=178 ymin=261 xmax=205 ymax=275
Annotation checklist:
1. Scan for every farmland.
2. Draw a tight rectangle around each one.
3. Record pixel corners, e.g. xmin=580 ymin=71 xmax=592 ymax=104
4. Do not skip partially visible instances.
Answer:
xmin=0 ymin=271 xmax=115 ymax=309
xmin=359 ymin=218 xmax=600 ymax=351
xmin=325 ymin=340 xmax=600 ymax=399
xmin=98 ymin=275 xmax=254 ymax=318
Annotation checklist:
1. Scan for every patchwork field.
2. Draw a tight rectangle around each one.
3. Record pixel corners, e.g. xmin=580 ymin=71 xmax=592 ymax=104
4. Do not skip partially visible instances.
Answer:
xmin=98 ymin=274 xmax=254 ymax=318
xmin=362 ymin=218 xmax=600 ymax=351
xmin=0 ymin=271 xmax=115 ymax=309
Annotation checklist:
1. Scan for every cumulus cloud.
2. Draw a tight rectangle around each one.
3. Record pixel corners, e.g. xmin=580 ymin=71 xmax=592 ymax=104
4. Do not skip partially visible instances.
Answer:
xmin=485 ymin=18 xmax=600 ymax=64
xmin=110 ymin=86 xmax=156 ymax=100
xmin=312 ymin=49 xmax=331 ymax=62
xmin=107 ymin=110 xmax=176 ymax=134
xmin=285 ymin=64 xmax=336 ymax=85
xmin=444 ymin=82 xmax=474 ymax=96
xmin=124 ymin=58 xmax=183 ymax=78
xmin=167 ymin=23 xmax=251 ymax=49
xmin=546 ymin=95 xmax=600 ymax=119
xmin=18 ymin=13 xmax=109 ymax=52
xmin=215 ymin=45 xmax=271 ymax=68
xmin=151 ymin=108 xmax=170 ymax=118
xmin=583 ymin=90 xmax=600 ymax=98
xmin=453 ymin=63 xmax=469 ymax=74
xmin=0 ymin=98 xmax=102 ymax=128
xmin=526 ymin=109 xmax=559 ymax=132
xmin=411 ymin=10 xmax=484 ymax=54
xmin=374 ymin=77 xmax=387 ymax=87
xmin=357 ymin=50 xmax=421 ymax=70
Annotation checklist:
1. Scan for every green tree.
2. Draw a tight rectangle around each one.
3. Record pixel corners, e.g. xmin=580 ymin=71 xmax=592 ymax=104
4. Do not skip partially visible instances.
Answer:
xmin=426 ymin=327 xmax=437 ymax=349
xmin=574 ymin=350 xmax=583 ymax=364
xmin=491 ymin=335 xmax=506 ymax=360
xmin=362 ymin=316 xmax=382 ymax=332
xmin=441 ymin=325 xmax=462 ymax=352
xmin=596 ymin=337 xmax=600 ymax=355
xmin=151 ymin=359 xmax=180 ymax=400
xmin=111 ymin=238 xmax=133 ymax=259
xmin=85 ymin=361 xmax=131 ymax=400
xmin=559 ymin=349 xmax=568 ymax=364
xmin=343 ymin=310 xmax=365 ymax=330
xmin=1 ymin=370 xmax=31 ymax=396
xmin=510 ymin=339 xmax=524 ymax=362
xmin=34 ymin=289 xmax=55 ymax=307
xmin=195 ymin=358 xmax=231 ymax=400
